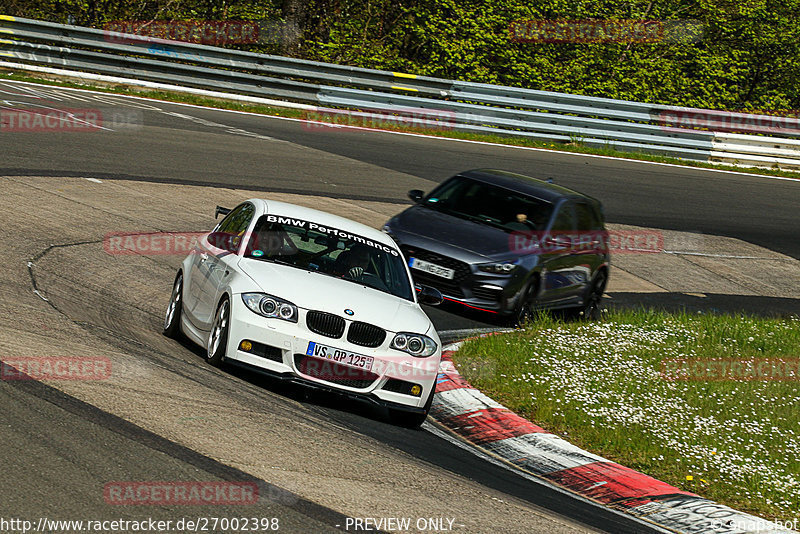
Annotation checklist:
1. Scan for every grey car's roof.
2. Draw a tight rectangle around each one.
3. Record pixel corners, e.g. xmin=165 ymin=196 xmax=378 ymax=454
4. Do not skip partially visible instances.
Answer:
xmin=456 ymin=169 xmax=600 ymax=205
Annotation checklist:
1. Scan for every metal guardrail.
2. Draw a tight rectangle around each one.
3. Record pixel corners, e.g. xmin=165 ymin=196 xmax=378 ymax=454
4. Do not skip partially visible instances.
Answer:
xmin=1 ymin=15 xmax=799 ymax=171
xmin=711 ymin=133 xmax=800 ymax=171
xmin=0 ymin=38 xmax=321 ymax=102
xmin=318 ymin=86 xmax=714 ymax=158
xmin=0 ymin=15 xmax=451 ymax=96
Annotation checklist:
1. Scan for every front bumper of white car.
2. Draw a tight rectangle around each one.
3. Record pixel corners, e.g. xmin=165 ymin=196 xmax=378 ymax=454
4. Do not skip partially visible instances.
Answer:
xmin=224 ymin=297 xmax=441 ymax=412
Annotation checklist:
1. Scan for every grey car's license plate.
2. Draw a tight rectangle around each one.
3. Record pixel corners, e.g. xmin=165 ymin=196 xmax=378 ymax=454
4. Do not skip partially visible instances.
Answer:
xmin=409 ymin=257 xmax=455 ymax=280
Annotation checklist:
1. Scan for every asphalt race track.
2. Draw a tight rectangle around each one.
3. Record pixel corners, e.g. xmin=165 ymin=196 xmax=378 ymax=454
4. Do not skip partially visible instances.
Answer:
xmin=2 ymin=80 xmax=799 ymax=263
xmin=1 ymin=79 xmax=799 ymax=534
xmin=0 ymin=175 xmax=612 ymax=534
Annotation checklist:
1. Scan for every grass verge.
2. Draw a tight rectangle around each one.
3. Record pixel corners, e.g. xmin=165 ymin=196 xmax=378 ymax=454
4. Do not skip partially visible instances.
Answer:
xmin=2 ymin=69 xmax=800 ymax=181
xmin=453 ymin=309 xmax=800 ymax=522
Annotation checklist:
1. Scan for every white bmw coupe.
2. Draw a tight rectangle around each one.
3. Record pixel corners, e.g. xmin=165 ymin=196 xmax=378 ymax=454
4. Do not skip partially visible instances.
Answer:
xmin=164 ymin=199 xmax=444 ymax=427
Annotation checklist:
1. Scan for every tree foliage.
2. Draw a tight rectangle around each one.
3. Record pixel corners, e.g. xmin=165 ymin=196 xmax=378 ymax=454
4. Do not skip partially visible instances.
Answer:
xmin=2 ymin=0 xmax=798 ymax=110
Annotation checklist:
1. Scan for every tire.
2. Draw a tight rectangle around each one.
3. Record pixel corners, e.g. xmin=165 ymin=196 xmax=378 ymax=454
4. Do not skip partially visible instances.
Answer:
xmin=163 ymin=272 xmax=184 ymax=338
xmin=389 ymin=385 xmax=436 ymax=429
xmin=573 ymin=270 xmax=608 ymax=321
xmin=513 ymin=277 xmax=539 ymax=327
xmin=206 ymin=296 xmax=230 ymax=367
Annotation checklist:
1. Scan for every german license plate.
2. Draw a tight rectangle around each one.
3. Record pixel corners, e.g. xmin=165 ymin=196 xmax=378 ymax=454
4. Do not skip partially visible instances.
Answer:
xmin=305 ymin=341 xmax=374 ymax=372
xmin=409 ymin=257 xmax=455 ymax=280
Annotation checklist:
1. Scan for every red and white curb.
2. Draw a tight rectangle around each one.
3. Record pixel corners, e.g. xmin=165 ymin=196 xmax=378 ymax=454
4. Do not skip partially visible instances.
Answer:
xmin=430 ymin=342 xmax=798 ymax=534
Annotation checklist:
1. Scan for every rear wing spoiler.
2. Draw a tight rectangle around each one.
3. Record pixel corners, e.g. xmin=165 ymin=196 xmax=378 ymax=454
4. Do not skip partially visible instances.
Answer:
xmin=215 ymin=206 xmax=231 ymax=219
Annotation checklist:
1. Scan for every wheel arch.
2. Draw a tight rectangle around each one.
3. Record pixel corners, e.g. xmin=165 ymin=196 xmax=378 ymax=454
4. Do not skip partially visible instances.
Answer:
xmin=215 ymin=289 xmax=232 ymax=310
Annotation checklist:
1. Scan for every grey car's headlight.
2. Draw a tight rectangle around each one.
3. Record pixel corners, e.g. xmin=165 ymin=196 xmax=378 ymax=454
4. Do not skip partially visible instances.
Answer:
xmin=478 ymin=262 xmax=517 ymax=274
xmin=391 ymin=332 xmax=438 ymax=357
xmin=241 ymin=293 xmax=298 ymax=323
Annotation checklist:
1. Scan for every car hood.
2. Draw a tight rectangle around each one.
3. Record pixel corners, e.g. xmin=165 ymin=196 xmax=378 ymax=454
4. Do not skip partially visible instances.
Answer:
xmin=238 ymin=259 xmax=432 ymax=333
xmin=394 ymin=205 xmax=513 ymax=258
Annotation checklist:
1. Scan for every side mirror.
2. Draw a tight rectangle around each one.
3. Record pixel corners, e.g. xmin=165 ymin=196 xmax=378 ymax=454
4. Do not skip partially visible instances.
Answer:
xmin=415 ymin=284 xmax=443 ymax=306
xmin=407 ymin=190 xmax=425 ymax=203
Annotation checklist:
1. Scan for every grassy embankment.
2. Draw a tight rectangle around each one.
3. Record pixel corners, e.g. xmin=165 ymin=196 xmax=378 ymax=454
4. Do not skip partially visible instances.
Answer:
xmin=453 ymin=310 xmax=800 ymax=522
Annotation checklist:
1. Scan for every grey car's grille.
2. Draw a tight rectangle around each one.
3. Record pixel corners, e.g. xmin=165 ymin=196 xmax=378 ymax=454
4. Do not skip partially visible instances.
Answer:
xmin=305 ymin=311 xmax=345 ymax=339
xmin=400 ymin=246 xmax=470 ymax=298
xmin=347 ymin=321 xmax=386 ymax=348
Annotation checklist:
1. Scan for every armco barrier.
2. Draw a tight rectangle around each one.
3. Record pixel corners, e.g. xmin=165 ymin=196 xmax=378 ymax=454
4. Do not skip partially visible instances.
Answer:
xmin=317 ymin=85 xmax=715 ymax=160
xmin=433 ymin=343 xmax=800 ymax=534
xmin=2 ymin=15 xmax=800 ymax=171
xmin=0 ymin=15 xmax=450 ymax=96
xmin=711 ymin=133 xmax=800 ymax=171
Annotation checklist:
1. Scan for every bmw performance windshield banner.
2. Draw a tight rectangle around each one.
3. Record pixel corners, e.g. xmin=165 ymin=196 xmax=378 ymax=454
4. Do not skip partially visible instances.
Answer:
xmin=263 ymin=215 xmax=400 ymax=256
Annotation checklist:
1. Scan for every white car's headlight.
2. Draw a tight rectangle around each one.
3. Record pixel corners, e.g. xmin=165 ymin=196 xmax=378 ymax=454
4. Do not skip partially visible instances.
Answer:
xmin=241 ymin=293 xmax=298 ymax=323
xmin=391 ymin=332 xmax=438 ymax=357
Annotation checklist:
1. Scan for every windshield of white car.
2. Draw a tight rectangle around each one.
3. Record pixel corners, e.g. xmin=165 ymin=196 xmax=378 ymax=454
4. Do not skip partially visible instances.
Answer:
xmin=243 ymin=215 xmax=414 ymax=301
xmin=422 ymin=176 xmax=553 ymax=232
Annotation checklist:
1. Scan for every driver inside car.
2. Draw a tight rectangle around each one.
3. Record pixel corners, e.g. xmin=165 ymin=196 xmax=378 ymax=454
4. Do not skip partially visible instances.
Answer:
xmin=334 ymin=245 xmax=371 ymax=280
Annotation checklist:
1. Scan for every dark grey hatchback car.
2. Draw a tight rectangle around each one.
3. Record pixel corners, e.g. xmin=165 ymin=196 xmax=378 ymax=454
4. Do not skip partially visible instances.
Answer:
xmin=383 ymin=169 xmax=610 ymax=322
